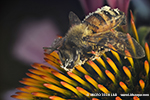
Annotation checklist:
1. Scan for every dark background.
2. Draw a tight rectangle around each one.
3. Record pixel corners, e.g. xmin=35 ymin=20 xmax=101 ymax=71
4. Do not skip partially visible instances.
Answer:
xmin=0 ymin=0 xmax=150 ymax=100
xmin=0 ymin=0 xmax=84 ymax=100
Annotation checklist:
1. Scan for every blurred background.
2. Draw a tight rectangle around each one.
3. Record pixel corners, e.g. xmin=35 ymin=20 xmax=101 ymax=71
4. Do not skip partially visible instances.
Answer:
xmin=0 ymin=0 xmax=149 ymax=100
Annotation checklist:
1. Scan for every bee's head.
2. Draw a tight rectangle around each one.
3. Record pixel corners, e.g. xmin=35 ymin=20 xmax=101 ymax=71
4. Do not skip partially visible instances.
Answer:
xmin=58 ymin=48 xmax=80 ymax=71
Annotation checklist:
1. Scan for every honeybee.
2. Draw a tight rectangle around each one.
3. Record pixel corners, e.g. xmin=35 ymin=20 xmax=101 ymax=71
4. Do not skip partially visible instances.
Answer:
xmin=44 ymin=6 xmax=145 ymax=71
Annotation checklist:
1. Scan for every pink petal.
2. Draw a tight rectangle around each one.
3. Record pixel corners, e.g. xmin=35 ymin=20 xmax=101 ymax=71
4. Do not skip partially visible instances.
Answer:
xmin=79 ymin=0 xmax=104 ymax=14
xmin=107 ymin=0 xmax=117 ymax=8
xmin=107 ymin=0 xmax=130 ymax=16
xmin=2 ymin=89 xmax=18 ymax=100
xmin=118 ymin=0 xmax=130 ymax=16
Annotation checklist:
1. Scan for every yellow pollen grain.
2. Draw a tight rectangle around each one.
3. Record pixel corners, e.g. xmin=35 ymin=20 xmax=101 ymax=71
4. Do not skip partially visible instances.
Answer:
xmin=60 ymin=81 xmax=82 ymax=97
xmin=49 ymin=51 xmax=60 ymax=59
xmin=43 ymin=83 xmax=70 ymax=96
xmin=133 ymin=96 xmax=140 ymax=100
xmin=92 ymin=98 xmax=100 ymax=100
xmin=105 ymin=70 xmax=116 ymax=84
xmin=28 ymin=69 xmax=50 ymax=76
xmin=110 ymin=50 xmax=122 ymax=64
xmin=16 ymin=87 xmax=30 ymax=93
xmin=44 ymin=58 xmax=60 ymax=69
xmin=131 ymin=19 xmax=139 ymax=42
xmin=49 ymin=96 xmax=66 ymax=100
xmin=85 ymin=75 xmax=98 ymax=89
xmin=25 ymin=86 xmax=48 ymax=93
xmin=124 ymin=50 xmax=134 ymax=68
xmin=22 ymin=78 xmax=43 ymax=84
xmin=96 ymin=57 xmax=106 ymax=69
xmin=119 ymin=81 xmax=128 ymax=92
xmin=19 ymin=80 xmax=42 ymax=87
xmin=52 ymin=71 xmax=77 ymax=87
xmin=41 ymin=66 xmax=56 ymax=73
xmin=26 ymin=73 xmax=46 ymax=82
xmin=76 ymin=87 xmax=90 ymax=97
xmin=98 ymin=84 xmax=110 ymax=93
xmin=108 ymin=44 xmax=117 ymax=51
xmin=45 ymin=54 xmax=59 ymax=64
xmin=123 ymin=66 xmax=132 ymax=80
xmin=139 ymin=79 xmax=145 ymax=90
xmin=75 ymin=65 xmax=90 ymax=75
xmin=31 ymin=63 xmax=48 ymax=72
xmin=40 ymin=75 xmax=60 ymax=86
xmin=130 ymin=10 xmax=135 ymax=21
xmin=127 ymin=33 xmax=136 ymax=54
xmin=67 ymin=72 xmax=90 ymax=89
xmin=106 ymin=57 xmax=119 ymax=74
xmin=145 ymin=42 xmax=150 ymax=62
xmin=144 ymin=60 xmax=149 ymax=76
xmin=115 ymin=96 xmax=122 ymax=100
xmin=88 ymin=60 xmax=105 ymax=80
xmin=11 ymin=92 xmax=33 ymax=99
xmin=32 ymin=92 xmax=50 ymax=98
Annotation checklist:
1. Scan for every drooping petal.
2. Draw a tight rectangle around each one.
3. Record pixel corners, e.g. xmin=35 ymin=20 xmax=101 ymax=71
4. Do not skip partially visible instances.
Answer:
xmin=79 ymin=0 xmax=104 ymax=14
xmin=107 ymin=0 xmax=130 ymax=16
xmin=12 ymin=19 xmax=59 ymax=64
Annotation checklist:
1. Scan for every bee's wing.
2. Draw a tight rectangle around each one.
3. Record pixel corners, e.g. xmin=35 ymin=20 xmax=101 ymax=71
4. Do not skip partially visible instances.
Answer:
xmin=43 ymin=37 xmax=64 ymax=54
xmin=87 ymin=31 xmax=145 ymax=58
xmin=69 ymin=11 xmax=81 ymax=26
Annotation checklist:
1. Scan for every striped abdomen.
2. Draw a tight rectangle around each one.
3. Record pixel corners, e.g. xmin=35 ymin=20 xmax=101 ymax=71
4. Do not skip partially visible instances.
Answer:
xmin=83 ymin=6 xmax=126 ymax=33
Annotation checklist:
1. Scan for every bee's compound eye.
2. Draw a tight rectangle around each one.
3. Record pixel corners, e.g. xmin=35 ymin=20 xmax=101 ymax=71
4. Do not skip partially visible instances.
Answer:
xmin=58 ymin=50 xmax=63 ymax=58
xmin=58 ymin=49 xmax=80 ymax=71
xmin=66 ymin=61 xmax=74 ymax=69
xmin=58 ymin=50 xmax=66 ymax=66
xmin=73 ymin=49 xmax=80 ymax=61
xmin=74 ymin=54 xmax=78 ymax=61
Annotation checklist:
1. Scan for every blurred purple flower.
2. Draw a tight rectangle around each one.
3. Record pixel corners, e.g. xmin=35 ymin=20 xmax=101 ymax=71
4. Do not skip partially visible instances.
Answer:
xmin=79 ymin=0 xmax=104 ymax=14
xmin=79 ymin=0 xmax=130 ymax=16
xmin=7 ymin=18 xmax=60 ymax=100
xmin=12 ymin=19 xmax=59 ymax=64
xmin=2 ymin=89 xmax=17 ymax=100
xmin=107 ymin=0 xmax=130 ymax=16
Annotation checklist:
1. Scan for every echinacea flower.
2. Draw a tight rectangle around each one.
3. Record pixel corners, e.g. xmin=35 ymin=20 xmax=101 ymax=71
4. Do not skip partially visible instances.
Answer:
xmin=12 ymin=10 xmax=150 ymax=100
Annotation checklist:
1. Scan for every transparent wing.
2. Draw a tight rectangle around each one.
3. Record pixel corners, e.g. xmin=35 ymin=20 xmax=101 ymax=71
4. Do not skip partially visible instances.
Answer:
xmin=69 ymin=11 xmax=81 ymax=26
xmin=43 ymin=37 xmax=64 ymax=54
xmin=86 ymin=31 xmax=145 ymax=58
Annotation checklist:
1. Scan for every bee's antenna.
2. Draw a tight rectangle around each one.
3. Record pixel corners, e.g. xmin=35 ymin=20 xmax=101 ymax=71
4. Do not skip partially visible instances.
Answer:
xmin=43 ymin=47 xmax=52 ymax=49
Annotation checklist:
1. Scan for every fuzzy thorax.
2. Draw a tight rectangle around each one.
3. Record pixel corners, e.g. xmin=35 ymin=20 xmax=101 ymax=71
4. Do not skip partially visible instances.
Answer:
xmin=66 ymin=24 xmax=92 ymax=47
